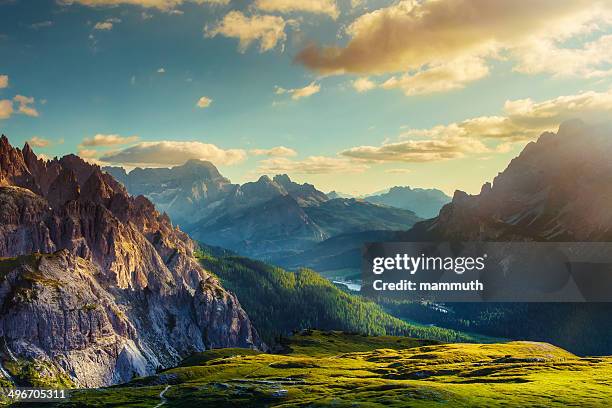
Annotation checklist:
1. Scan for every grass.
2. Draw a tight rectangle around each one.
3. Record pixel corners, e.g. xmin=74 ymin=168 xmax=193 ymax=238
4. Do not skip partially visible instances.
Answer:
xmin=4 ymin=358 xmax=75 ymax=389
xmin=56 ymin=330 xmax=612 ymax=407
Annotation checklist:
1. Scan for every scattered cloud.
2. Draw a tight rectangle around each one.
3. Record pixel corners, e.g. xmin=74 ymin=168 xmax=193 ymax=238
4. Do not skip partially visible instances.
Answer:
xmin=81 ymin=133 xmax=139 ymax=147
xmin=275 ymin=81 xmax=320 ymax=100
xmin=295 ymin=0 xmax=612 ymax=93
xmin=93 ymin=18 xmax=120 ymax=30
xmin=0 ymin=75 xmax=7 ymax=89
xmin=352 ymin=77 xmax=375 ymax=93
xmin=13 ymin=95 xmax=38 ymax=117
xmin=384 ymin=168 xmax=412 ymax=174
xmin=94 ymin=21 xmax=114 ymax=30
xmin=100 ymin=140 xmax=246 ymax=166
xmin=28 ymin=136 xmax=51 ymax=148
xmin=341 ymin=137 xmax=489 ymax=163
xmin=381 ymin=56 xmax=489 ymax=96
xmin=29 ymin=21 xmax=53 ymax=29
xmin=205 ymin=11 xmax=292 ymax=53
xmin=250 ymin=146 xmax=297 ymax=157
xmin=512 ymin=34 xmax=612 ymax=78
xmin=78 ymin=149 xmax=99 ymax=158
xmin=58 ymin=0 xmax=230 ymax=12
xmin=196 ymin=96 xmax=213 ymax=108
xmin=258 ymin=156 xmax=368 ymax=174
xmin=340 ymin=88 xmax=612 ymax=163
xmin=0 ymin=100 xmax=12 ymax=119
xmin=254 ymin=0 xmax=339 ymax=19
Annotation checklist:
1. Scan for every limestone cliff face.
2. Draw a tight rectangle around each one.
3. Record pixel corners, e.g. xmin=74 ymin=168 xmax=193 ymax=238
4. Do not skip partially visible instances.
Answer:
xmin=0 ymin=135 xmax=262 ymax=387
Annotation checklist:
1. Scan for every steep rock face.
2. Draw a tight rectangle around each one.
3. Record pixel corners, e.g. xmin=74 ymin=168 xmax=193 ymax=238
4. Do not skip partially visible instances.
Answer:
xmin=0 ymin=136 xmax=262 ymax=387
xmin=402 ymin=120 xmax=612 ymax=241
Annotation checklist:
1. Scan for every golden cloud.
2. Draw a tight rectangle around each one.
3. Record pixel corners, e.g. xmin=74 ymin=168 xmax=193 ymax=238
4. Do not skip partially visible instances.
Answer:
xmin=196 ymin=96 xmax=213 ymax=108
xmin=100 ymin=140 xmax=246 ymax=166
xmin=28 ymin=137 xmax=51 ymax=148
xmin=205 ymin=11 xmax=291 ymax=53
xmin=340 ymin=88 xmax=612 ymax=163
xmin=0 ymin=100 xmax=12 ymax=120
xmin=254 ymin=0 xmax=339 ymax=19
xmin=0 ymin=75 xmax=8 ymax=89
xmin=296 ymin=0 xmax=612 ymax=92
xmin=250 ymin=146 xmax=297 ymax=157
xmin=13 ymin=95 xmax=39 ymax=117
xmin=275 ymin=81 xmax=320 ymax=100
xmin=257 ymin=156 xmax=368 ymax=174
xmin=81 ymin=134 xmax=140 ymax=147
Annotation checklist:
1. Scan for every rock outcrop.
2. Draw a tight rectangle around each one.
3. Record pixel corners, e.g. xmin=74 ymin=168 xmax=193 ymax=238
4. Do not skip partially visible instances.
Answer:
xmin=0 ymin=135 xmax=262 ymax=387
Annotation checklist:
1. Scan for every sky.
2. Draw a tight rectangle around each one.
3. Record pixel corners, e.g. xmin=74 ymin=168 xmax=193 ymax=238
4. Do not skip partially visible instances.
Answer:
xmin=1 ymin=0 xmax=612 ymax=196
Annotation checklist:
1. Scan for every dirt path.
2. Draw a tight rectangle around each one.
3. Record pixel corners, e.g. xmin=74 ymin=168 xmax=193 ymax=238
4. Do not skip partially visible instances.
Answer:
xmin=153 ymin=385 xmax=171 ymax=408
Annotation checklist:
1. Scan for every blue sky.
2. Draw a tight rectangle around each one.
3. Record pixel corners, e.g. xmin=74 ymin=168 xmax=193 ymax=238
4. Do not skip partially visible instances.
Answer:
xmin=1 ymin=0 xmax=612 ymax=195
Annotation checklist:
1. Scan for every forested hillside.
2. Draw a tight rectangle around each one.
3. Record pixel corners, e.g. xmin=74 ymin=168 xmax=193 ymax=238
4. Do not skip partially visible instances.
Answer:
xmin=195 ymin=246 xmax=475 ymax=346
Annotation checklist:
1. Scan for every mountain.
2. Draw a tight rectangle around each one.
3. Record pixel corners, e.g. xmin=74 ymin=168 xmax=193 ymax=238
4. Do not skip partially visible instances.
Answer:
xmin=0 ymin=136 xmax=261 ymax=387
xmin=401 ymin=120 xmax=612 ymax=241
xmin=364 ymin=186 xmax=451 ymax=219
xmin=394 ymin=120 xmax=612 ymax=355
xmin=103 ymin=160 xmax=236 ymax=227
xmin=104 ymin=164 xmax=422 ymax=262
xmin=327 ymin=190 xmax=353 ymax=199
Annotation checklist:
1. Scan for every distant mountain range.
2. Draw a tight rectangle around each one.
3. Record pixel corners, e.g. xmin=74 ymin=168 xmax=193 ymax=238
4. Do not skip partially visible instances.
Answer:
xmin=364 ymin=186 xmax=450 ymax=219
xmin=104 ymin=165 xmax=425 ymax=264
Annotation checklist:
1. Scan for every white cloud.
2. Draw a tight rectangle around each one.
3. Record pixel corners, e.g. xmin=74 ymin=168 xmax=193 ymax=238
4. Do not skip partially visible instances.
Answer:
xmin=0 ymin=75 xmax=8 ymax=89
xmin=13 ymin=95 xmax=38 ymax=117
xmin=258 ymin=156 xmax=368 ymax=174
xmin=352 ymin=77 xmax=375 ymax=93
xmin=59 ymin=0 xmax=229 ymax=12
xmin=250 ymin=146 xmax=297 ymax=157
xmin=254 ymin=0 xmax=339 ymax=19
xmin=28 ymin=136 xmax=51 ymax=148
xmin=196 ymin=96 xmax=213 ymax=108
xmin=81 ymin=134 xmax=140 ymax=147
xmin=100 ymin=140 xmax=246 ymax=166
xmin=0 ymin=100 xmax=13 ymax=120
xmin=157 ymin=67 xmax=165 ymax=73
xmin=275 ymin=81 xmax=320 ymax=100
xmin=205 ymin=11 xmax=291 ymax=53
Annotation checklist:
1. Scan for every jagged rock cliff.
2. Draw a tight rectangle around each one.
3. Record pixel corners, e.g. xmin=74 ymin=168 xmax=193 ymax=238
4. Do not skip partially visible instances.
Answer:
xmin=0 ymin=135 xmax=262 ymax=387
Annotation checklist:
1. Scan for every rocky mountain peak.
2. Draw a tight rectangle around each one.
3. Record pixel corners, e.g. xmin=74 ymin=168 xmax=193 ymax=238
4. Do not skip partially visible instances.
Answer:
xmin=47 ymin=167 xmax=80 ymax=208
xmin=405 ymin=120 xmax=612 ymax=241
xmin=0 ymin=135 xmax=262 ymax=387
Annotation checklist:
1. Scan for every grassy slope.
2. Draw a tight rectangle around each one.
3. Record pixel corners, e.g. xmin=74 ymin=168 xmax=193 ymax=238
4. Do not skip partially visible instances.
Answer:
xmin=62 ymin=330 xmax=612 ymax=407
